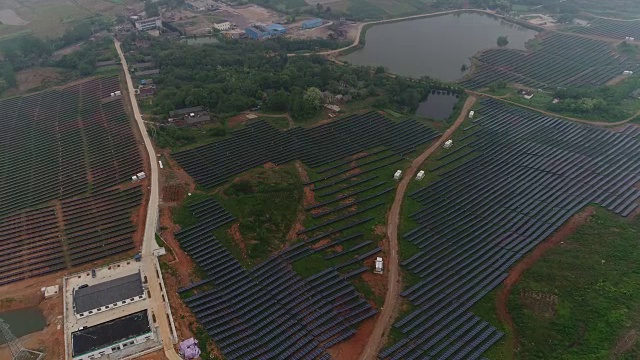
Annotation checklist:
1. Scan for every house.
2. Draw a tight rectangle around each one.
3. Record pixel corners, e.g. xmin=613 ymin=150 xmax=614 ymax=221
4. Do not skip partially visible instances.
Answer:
xmin=136 ymin=85 xmax=156 ymax=98
xmin=133 ymin=62 xmax=155 ymax=70
xmin=245 ymin=24 xmax=286 ymax=39
xmin=321 ymin=91 xmax=334 ymax=104
xmin=265 ymin=23 xmax=286 ymax=36
xmin=552 ymin=98 xmax=560 ymax=104
xmin=245 ymin=26 xmax=268 ymax=39
xmin=169 ymin=106 xmax=211 ymax=126
xmin=135 ymin=17 xmax=163 ymax=31
xmin=302 ymin=18 xmax=323 ymax=29
xmin=96 ymin=60 xmax=118 ymax=67
xmin=325 ymin=104 xmax=340 ymax=112
xmin=214 ymin=21 xmax=232 ymax=31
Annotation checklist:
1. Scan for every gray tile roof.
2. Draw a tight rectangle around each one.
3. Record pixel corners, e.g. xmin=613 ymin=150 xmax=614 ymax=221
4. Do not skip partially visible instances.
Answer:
xmin=74 ymin=272 xmax=144 ymax=314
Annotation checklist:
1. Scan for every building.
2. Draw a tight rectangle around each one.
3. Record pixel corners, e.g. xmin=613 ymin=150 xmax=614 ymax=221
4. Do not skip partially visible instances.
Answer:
xmin=73 ymin=272 xmax=145 ymax=318
xmin=96 ymin=60 xmax=118 ymax=67
xmin=301 ymin=18 xmax=323 ymax=29
xmin=245 ymin=26 xmax=268 ymax=39
xmin=321 ymin=91 xmax=334 ymax=104
xmin=265 ymin=23 xmax=286 ymax=35
xmin=214 ymin=21 xmax=231 ymax=31
xmin=169 ymin=106 xmax=211 ymax=125
xmin=132 ymin=62 xmax=155 ymax=70
xmin=245 ymin=24 xmax=286 ymax=39
xmin=134 ymin=17 xmax=163 ymax=31
xmin=520 ymin=89 xmax=535 ymax=100
xmin=71 ymin=310 xmax=154 ymax=360
xmin=137 ymin=86 xmax=157 ymax=98
xmin=179 ymin=338 xmax=201 ymax=359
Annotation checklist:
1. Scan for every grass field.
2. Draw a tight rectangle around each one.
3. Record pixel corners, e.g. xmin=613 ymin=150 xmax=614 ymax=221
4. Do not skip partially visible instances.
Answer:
xmin=215 ymin=165 xmax=303 ymax=265
xmin=506 ymin=208 xmax=640 ymax=360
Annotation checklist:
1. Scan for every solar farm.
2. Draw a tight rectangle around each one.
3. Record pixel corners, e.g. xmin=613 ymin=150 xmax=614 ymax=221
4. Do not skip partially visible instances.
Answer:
xmin=460 ymin=32 xmax=640 ymax=89
xmin=170 ymin=112 xmax=442 ymax=358
xmin=379 ymin=99 xmax=640 ymax=359
xmin=571 ymin=18 xmax=640 ymax=40
xmin=0 ymin=76 xmax=144 ymax=285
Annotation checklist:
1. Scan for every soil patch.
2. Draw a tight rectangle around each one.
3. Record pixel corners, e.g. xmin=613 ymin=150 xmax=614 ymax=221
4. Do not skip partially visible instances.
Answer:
xmin=162 ymin=184 xmax=186 ymax=203
xmin=328 ymin=318 xmax=375 ymax=360
xmin=12 ymin=67 xmax=63 ymax=93
xmin=519 ymin=289 xmax=558 ymax=319
xmin=264 ymin=162 xmax=277 ymax=169
xmin=495 ymin=206 xmax=595 ymax=358
xmin=611 ymin=330 xmax=637 ymax=359
xmin=228 ymin=223 xmax=249 ymax=262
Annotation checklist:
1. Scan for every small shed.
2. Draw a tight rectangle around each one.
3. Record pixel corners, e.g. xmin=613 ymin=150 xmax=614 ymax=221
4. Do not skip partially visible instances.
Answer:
xmin=444 ymin=140 xmax=453 ymax=149
xmin=374 ymin=257 xmax=383 ymax=274
xmin=42 ymin=285 xmax=59 ymax=299
xmin=394 ymin=170 xmax=402 ymax=180
xmin=179 ymin=338 xmax=201 ymax=360
xmin=416 ymin=170 xmax=425 ymax=181
xmin=468 ymin=110 xmax=474 ymax=119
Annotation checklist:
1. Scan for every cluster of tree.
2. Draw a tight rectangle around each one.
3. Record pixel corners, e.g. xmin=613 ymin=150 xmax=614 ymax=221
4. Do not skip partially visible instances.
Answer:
xmin=548 ymin=79 xmax=640 ymax=121
xmin=497 ymin=35 xmax=509 ymax=47
xmin=125 ymin=34 xmax=461 ymax=120
xmin=54 ymin=37 xmax=117 ymax=75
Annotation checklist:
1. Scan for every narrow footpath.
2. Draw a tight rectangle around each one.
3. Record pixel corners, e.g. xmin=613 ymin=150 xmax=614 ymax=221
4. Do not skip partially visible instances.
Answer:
xmin=359 ymin=96 xmax=477 ymax=360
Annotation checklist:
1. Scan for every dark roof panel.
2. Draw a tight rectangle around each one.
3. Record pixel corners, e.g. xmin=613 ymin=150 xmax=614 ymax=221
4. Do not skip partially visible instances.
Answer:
xmin=72 ymin=310 xmax=151 ymax=356
xmin=74 ymin=272 xmax=144 ymax=314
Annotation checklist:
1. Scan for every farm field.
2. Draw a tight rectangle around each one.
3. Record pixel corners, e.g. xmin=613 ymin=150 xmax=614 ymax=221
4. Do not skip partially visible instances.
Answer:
xmin=380 ymin=99 xmax=640 ymax=359
xmin=0 ymin=76 xmax=144 ymax=285
xmin=461 ymin=32 xmax=640 ymax=89
xmin=163 ymin=111 xmax=442 ymax=358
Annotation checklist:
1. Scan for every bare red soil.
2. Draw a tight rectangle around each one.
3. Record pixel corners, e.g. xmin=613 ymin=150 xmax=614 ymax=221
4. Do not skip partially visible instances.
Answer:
xmin=495 ymin=206 xmax=595 ymax=358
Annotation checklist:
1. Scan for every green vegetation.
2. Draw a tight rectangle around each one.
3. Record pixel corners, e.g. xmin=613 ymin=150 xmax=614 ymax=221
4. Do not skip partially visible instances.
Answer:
xmin=618 ymin=41 xmax=639 ymax=58
xmin=172 ymin=192 xmax=215 ymax=228
xmin=216 ymin=165 xmax=303 ymax=264
xmin=497 ymin=35 xmax=509 ymax=47
xmin=509 ymin=208 xmax=640 ymax=359
xmin=127 ymin=29 xmax=462 ymax=121
xmin=148 ymin=124 xmax=226 ymax=151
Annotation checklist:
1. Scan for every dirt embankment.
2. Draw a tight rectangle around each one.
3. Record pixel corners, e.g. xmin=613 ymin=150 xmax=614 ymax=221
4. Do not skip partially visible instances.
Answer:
xmin=495 ymin=206 xmax=595 ymax=358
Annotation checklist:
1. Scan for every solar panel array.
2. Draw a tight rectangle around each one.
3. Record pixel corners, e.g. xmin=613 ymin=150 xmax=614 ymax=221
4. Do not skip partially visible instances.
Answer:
xmin=0 ymin=76 xmax=143 ymax=218
xmin=0 ymin=76 xmax=144 ymax=285
xmin=176 ymin=199 xmax=377 ymax=359
xmin=571 ymin=18 xmax=640 ymax=40
xmin=173 ymin=112 xmax=439 ymax=188
xmin=460 ymin=32 xmax=639 ymax=89
xmin=380 ymin=100 xmax=640 ymax=359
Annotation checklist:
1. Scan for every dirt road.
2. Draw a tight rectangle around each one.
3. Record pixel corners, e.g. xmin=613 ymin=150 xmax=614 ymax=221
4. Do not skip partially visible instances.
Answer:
xmin=115 ymin=39 xmax=182 ymax=360
xmin=358 ymin=96 xmax=477 ymax=360
xmin=467 ymin=90 xmax=640 ymax=127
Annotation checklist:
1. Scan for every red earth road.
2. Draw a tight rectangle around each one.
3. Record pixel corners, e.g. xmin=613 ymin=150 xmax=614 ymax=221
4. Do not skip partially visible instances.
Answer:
xmin=358 ymin=95 xmax=477 ymax=360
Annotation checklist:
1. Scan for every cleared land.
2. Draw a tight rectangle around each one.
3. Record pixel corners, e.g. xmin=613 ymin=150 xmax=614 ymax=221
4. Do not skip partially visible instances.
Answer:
xmin=461 ymin=32 xmax=639 ymax=89
xmin=379 ymin=99 xmax=640 ymax=359
xmin=0 ymin=76 xmax=144 ymax=285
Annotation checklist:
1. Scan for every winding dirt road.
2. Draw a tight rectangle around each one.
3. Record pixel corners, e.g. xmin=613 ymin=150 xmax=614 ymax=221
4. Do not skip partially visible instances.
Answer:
xmin=358 ymin=96 xmax=477 ymax=360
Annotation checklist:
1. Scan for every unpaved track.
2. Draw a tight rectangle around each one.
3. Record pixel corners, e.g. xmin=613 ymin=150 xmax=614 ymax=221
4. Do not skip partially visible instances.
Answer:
xmin=359 ymin=96 xmax=477 ymax=360
xmin=115 ymin=39 xmax=182 ymax=360
xmin=468 ymin=90 xmax=640 ymax=127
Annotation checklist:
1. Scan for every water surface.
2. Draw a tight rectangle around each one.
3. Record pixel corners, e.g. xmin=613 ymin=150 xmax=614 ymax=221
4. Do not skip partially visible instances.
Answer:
xmin=416 ymin=91 xmax=459 ymax=120
xmin=0 ymin=307 xmax=46 ymax=344
xmin=341 ymin=13 xmax=538 ymax=81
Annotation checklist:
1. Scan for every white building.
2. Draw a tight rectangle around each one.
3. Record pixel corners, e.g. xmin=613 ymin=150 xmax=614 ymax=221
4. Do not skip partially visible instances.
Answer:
xmin=135 ymin=17 xmax=162 ymax=31
xmin=214 ymin=21 xmax=231 ymax=31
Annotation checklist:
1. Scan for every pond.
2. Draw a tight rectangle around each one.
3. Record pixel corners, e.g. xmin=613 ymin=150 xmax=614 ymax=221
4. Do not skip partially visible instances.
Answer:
xmin=0 ymin=307 xmax=46 ymax=344
xmin=340 ymin=12 xmax=538 ymax=82
xmin=416 ymin=90 xmax=459 ymax=120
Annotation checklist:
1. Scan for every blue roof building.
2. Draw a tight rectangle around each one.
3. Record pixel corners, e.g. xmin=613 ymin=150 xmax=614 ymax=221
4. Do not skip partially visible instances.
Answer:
xmin=265 ymin=23 xmax=286 ymax=36
xmin=245 ymin=26 xmax=268 ymax=39
xmin=301 ymin=18 xmax=323 ymax=29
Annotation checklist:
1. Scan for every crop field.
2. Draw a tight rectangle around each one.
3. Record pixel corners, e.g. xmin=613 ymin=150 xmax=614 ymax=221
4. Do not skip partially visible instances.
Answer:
xmin=0 ymin=76 xmax=144 ymax=285
xmin=572 ymin=18 xmax=640 ymax=40
xmin=461 ymin=33 xmax=640 ymax=89
xmin=379 ymin=100 xmax=640 ymax=359
xmin=173 ymin=111 xmax=438 ymax=188
xmin=176 ymin=199 xmax=378 ymax=359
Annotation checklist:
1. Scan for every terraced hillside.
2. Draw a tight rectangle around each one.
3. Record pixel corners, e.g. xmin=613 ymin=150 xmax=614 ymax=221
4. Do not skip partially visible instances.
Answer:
xmin=0 ymin=76 xmax=144 ymax=285
xmin=380 ymin=100 xmax=640 ymax=359
xmin=461 ymin=32 xmax=639 ymax=89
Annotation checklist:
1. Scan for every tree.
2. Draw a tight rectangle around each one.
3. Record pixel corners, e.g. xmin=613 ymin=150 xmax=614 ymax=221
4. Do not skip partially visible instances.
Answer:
xmin=303 ymin=87 xmax=322 ymax=114
xmin=497 ymin=36 xmax=508 ymax=47
xmin=316 ymin=2 xmax=324 ymax=12
xmin=460 ymin=64 xmax=468 ymax=72
xmin=145 ymin=0 xmax=160 ymax=17
xmin=267 ymin=90 xmax=289 ymax=111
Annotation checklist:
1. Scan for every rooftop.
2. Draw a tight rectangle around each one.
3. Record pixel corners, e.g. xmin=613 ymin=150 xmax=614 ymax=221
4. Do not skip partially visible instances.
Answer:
xmin=72 ymin=310 xmax=151 ymax=356
xmin=170 ymin=106 xmax=204 ymax=116
xmin=73 ymin=272 xmax=143 ymax=314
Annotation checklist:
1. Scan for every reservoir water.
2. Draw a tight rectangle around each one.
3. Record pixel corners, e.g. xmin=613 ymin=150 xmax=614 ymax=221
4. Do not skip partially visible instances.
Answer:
xmin=0 ymin=307 xmax=46 ymax=344
xmin=416 ymin=91 xmax=459 ymax=120
xmin=340 ymin=13 xmax=538 ymax=82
